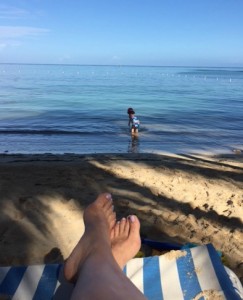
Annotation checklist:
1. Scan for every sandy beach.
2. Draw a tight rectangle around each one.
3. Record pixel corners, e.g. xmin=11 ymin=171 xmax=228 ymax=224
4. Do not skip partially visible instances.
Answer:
xmin=0 ymin=153 xmax=242 ymax=283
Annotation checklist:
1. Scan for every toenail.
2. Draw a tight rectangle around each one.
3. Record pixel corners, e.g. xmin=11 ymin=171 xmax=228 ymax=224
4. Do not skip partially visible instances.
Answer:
xmin=106 ymin=193 xmax=112 ymax=201
xmin=130 ymin=215 xmax=135 ymax=222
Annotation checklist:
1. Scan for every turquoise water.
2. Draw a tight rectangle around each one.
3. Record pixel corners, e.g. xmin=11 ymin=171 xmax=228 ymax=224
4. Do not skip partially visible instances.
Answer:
xmin=0 ymin=64 xmax=243 ymax=154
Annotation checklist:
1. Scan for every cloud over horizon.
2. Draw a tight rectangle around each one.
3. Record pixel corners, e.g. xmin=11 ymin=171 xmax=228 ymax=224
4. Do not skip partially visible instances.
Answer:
xmin=0 ymin=5 xmax=29 ymax=19
xmin=0 ymin=5 xmax=49 ymax=54
xmin=0 ymin=26 xmax=49 ymax=39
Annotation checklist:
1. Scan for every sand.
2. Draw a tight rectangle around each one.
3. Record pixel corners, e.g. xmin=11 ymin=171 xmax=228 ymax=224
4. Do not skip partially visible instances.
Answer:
xmin=0 ymin=153 xmax=242 ymax=283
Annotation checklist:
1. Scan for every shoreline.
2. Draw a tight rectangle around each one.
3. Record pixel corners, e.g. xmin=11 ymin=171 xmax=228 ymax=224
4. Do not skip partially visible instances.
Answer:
xmin=0 ymin=152 xmax=242 ymax=282
xmin=0 ymin=150 xmax=243 ymax=161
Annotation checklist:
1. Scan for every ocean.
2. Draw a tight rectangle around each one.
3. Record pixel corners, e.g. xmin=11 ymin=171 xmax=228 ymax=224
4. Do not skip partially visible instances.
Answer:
xmin=0 ymin=64 xmax=243 ymax=155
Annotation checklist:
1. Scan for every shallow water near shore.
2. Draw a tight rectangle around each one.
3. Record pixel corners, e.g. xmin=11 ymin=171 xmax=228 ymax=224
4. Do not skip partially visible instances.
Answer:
xmin=0 ymin=64 xmax=243 ymax=154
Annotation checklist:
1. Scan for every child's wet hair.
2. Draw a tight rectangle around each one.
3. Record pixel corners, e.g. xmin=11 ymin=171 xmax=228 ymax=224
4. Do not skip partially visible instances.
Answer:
xmin=127 ymin=107 xmax=135 ymax=114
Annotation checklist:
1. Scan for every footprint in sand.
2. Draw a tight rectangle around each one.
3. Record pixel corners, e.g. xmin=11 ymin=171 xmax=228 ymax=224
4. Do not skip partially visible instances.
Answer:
xmin=227 ymin=199 xmax=234 ymax=207
xmin=203 ymin=203 xmax=209 ymax=210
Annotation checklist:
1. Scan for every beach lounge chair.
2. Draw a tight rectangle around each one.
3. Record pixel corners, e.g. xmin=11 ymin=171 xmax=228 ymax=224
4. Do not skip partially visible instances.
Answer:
xmin=0 ymin=244 xmax=242 ymax=300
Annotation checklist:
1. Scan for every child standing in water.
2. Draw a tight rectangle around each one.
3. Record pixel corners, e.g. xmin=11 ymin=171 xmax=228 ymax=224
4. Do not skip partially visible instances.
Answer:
xmin=127 ymin=107 xmax=140 ymax=135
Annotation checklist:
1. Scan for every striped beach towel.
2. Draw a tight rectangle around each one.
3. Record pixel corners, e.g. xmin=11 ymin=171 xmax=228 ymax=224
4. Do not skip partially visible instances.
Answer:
xmin=0 ymin=244 xmax=242 ymax=300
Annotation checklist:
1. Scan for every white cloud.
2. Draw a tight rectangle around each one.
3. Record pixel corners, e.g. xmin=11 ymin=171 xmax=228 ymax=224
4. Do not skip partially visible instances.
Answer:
xmin=3 ymin=40 xmax=20 ymax=46
xmin=0 ymin=26 xmax=49 ymax=52
xmin=0 ymin=5 xmax=29 ymax=19
xmin=0 ymin=40 xmax=21 ymax=52
xmin=58 ymin=55 xmax=72 ymax=62
xmin=0 ymin=26 xmax=49 ymax=39
xmin=0 ymin=5 xmax=49 ymax=54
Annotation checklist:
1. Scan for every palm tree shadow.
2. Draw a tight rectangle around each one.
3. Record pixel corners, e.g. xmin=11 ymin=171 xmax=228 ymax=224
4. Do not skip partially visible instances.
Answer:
xmin=0 ymin=153 xmax=242 ymax=281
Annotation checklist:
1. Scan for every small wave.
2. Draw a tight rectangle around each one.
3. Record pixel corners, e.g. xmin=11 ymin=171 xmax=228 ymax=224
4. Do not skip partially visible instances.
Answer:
xmin=0 ymin=129 xmax=106 ymax=136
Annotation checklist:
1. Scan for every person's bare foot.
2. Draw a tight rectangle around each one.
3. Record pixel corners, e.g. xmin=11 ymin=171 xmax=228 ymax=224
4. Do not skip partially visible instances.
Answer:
xmin=111 ymin=215 xmax=141 ymax=269
xmin=64 ymin=193 xmax=116 ymax=282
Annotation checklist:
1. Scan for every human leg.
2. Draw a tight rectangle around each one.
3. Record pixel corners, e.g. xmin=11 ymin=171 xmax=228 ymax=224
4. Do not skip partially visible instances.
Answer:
xmin=64 ymin=193 xmax=146 ymax=300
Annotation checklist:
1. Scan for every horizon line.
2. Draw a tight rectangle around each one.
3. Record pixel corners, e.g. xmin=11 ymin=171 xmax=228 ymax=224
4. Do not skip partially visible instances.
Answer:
xmin=0 ymin=62 xmax=243 ymax=69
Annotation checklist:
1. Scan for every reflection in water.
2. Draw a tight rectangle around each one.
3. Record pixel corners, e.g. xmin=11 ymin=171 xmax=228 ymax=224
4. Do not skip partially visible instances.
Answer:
xmin=128 ymin=135 xmax=140 ymax=153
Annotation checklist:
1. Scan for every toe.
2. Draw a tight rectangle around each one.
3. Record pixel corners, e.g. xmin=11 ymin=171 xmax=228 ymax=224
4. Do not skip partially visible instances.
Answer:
xmin=109 ymin=211 xmax=116 ymax=229
xmin=123 ymin=217 xmax=130 ymax=236
xmin=119 ymin=218 xmax=126 ymax=234
xmin=96 ymin=193 xmax=112 ymax=209
xmin=114 ymin=221 xmax=120 ymax=237
xmin=129 ymin=215 xmax=140 ymax=234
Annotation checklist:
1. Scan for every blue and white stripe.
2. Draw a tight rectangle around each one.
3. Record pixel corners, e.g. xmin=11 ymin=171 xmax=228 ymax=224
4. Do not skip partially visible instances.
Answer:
xmin=0 ymin=244 xmax=242 ymax=300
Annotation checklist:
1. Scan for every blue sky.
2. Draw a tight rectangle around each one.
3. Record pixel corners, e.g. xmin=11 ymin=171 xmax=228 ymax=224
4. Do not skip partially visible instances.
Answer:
xmin=0 ymin=0 xmax=243 ymax=67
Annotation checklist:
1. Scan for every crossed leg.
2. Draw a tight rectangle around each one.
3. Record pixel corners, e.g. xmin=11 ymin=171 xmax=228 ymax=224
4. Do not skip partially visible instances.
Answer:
xmin=64 ymin=193 xmax=146 ymax=300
